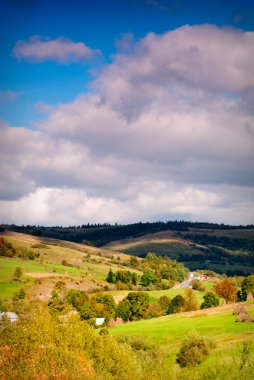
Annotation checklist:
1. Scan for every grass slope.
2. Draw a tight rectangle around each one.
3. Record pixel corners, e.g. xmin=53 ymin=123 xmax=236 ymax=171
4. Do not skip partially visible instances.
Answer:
xmin=110 ymin=302 xmax=254 ymax=369
xmin=0 ymin=231 xmax=141 ymax=300
xmin=107 ymin=287 xmax=209 ymax=305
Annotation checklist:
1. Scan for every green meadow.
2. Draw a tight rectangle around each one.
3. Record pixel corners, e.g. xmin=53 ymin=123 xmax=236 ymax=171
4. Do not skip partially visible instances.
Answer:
xmin=0 ymin=232 xmax=141 ymax=300
xmin=107 ymin=278 xmax=219 ymax=305
xmin=111 ymin=303 xmax=254 ymax=369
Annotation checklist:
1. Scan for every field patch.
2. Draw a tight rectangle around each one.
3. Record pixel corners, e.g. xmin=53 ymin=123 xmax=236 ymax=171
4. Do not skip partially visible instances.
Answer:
xmin=110 ymin=302 xmax=254 ymax=368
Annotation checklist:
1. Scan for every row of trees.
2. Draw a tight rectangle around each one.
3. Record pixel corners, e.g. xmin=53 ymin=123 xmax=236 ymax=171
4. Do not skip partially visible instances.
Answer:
xmin=143 ymin=253 xmax=188 ymax=282
xmin=48 ymin=281 xmax=201 ymax=323
xmin=48 ymin=282 xmax=152 ymax=323
xmin=48 ymin=282 xmax=116 ymax=324
xmin=106 ymin=269 xmax=139 ymax=286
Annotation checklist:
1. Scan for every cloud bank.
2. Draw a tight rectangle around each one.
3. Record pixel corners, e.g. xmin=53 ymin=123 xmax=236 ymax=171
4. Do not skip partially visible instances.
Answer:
xmin=13 ymin=36 xmax=101 ymax=63
xmin=1 ymin=25 xmax=254 ymax=225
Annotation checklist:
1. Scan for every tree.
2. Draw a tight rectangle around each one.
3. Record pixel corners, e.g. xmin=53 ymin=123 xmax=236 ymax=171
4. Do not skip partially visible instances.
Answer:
xmin=118 ymin=292 xmax=150 ymax=320
xmin=13 ymin=266 xmax=23 ymax=281
xmin=183 ymin=288 xmax=199 ymax=311
xmin=116 ymin=270 xmax=133 ymax=284
xmin=201 ymin=292 xmax=220 ymax=309
xmin=116 ymin=299 xmax=131 ymax=321
xmin=167 ymin=295 xmax=185 ymax=314
xmin=140 ymin=269 xmax=159 ymax=286
xmin=48 ymin=282 xmax=69 ymax=314
xmin=143 ymin=303 xmax=162 ymax=319
xmin=214 ymin=278 xmax=237 ymax=303
xmin=66 ymin=289 xmax=89 ymax=310
xmin=106 ymin=268 xmax=116 ymax=283
xmin=79 ymin=302 xmax=96 ymax=321
xmin=239 ymin=276 xmax=254 ymax=301
xmin=127 ymin=292 xmax=150 ymax=319
xmin=91 ymin=293 xmax=116 ymax=318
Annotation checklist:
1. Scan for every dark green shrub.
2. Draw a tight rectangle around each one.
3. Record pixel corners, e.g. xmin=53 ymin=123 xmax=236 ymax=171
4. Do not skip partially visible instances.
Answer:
xmin=239 ymin=276 xmax=254 ymax=301
xmin=18 ymin=288 xmax=26 ymax=299
xmin=126 ymin=292 xmax=150 ymax=320
xmin=140 ymin=269 xmax=159 ymax=286
xmin=201 ymin=292 xmax=220 ymax=309
xmin=167 ymin=295 xmax=185 ymax=314
xmin=116 ymin=299 xmax=131 ymax=321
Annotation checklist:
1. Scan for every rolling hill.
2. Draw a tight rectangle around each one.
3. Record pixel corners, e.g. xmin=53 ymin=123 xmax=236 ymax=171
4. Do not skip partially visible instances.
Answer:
xmin=105 ymin=228 xmax=254 ymax=276
xmin=2 ymin=221 xmax=254 ymax=275
xmin=0 ymin=231 xmax=141 ymax=300
xmin=1 ymin=230 xmax=254 ymax=380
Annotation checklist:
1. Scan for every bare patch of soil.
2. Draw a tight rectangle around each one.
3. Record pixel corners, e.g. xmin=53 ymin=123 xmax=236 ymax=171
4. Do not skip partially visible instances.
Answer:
xmin=24 ymin=272 xmax=68 ymax=278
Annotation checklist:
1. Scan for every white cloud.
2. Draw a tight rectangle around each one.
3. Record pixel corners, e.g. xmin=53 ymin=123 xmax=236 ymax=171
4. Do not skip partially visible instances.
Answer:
xmin=100 ymin=25 xmax=254 ymax=98
xmin=2 ymin=25 xmax=254 ymax=225
xmin=1 ymin=184 xmax=253 ymax=226
xmin=13 ymin=36 xmax=102 ymax=63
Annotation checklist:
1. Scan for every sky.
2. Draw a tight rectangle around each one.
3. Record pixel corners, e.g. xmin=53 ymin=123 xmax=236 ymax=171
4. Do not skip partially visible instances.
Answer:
xmin=0 ymin=0 xmax=254 ymax=226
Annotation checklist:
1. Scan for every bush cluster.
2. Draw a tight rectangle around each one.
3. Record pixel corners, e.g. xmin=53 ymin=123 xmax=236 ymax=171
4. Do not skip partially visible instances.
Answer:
xmin=0 ymin=302 xmax=168 ymax=380
xmin=106 ymin=252 xmax=188 ymax=290
xmin=176 ymin=332 xmax=216 ymax=367
xmin=201 ymin=292 xmax=220 ymax=309
xmin=0 ymin=238 xmax=39 ymax=260
xmin=48 ymin=283 xmax=117 ymax=325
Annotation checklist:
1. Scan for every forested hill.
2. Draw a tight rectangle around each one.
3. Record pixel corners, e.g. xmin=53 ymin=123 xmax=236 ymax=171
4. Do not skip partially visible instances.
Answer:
xmin=2 ymin=221 xmax=254 ymax=275
xmin=1 ymin=221 xmax=253 ymax=247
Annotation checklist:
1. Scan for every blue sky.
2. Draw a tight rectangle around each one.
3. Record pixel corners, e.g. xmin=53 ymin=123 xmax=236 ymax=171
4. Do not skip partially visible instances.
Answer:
xmin=1 ymin=0 xmax=254 ymax=126
xmin=0 ymin=0 xmax=254 ymax=225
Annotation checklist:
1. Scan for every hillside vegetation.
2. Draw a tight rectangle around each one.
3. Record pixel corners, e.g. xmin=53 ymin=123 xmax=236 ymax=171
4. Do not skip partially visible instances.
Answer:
xmin=111 ymin=302 xmax=254 ymax=378
xmin=105 ymin=229 xmax=254 ymax=276
xmin=1 ymin=230 xmax=254 ymax=379
xmin=0 ymin=231 xmax=141 ymax=300
xmin=3 ymin=221 xmax=254 ymax=275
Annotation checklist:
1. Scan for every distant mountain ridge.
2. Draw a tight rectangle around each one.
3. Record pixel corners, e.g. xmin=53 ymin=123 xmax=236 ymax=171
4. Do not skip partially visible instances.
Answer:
xmin=1 ymin=221 xmax=254 ymax=246
xmin=2 ymin=221 xmax=254 ymax=276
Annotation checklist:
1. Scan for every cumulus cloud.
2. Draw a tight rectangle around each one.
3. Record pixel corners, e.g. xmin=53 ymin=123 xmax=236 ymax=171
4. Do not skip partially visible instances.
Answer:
xmin=2 ymin=25 xmax=254 ymax=225
xmin=98 ymin=25 xmax=254 ymax=117
xmin=1 ymin=184 xmax=254 ymax=226
xmin=13 ymin=36 xmax=102 ymax=63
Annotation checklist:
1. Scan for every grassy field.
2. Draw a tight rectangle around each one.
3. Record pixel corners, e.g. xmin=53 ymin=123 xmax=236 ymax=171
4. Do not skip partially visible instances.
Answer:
xmin=110 ymin=302 xmax=254 ymax=369
xmin=0 ymin=283 xmax=23 ymax=298
xmin=107 ymin=287 xmax=210 ymax=305
xmin=0 ymin=231 xmax=142 ymax=300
